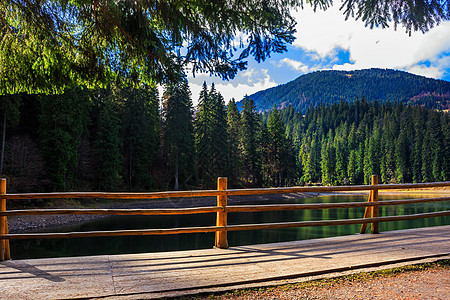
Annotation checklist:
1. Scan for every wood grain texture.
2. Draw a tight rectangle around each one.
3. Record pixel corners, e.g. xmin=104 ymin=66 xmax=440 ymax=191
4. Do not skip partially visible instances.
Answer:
xmin=215 ymin=177 xmax=228 ymax=249
xmin=0 ymin=178 xmax=9 ymax=260
xmin=1 ymin=197 xmax=447 ymax=216
xmin=371 ymin=175 xmax=379 ymax=234
xmin=3 ymin=181 xmax=449 ymax=200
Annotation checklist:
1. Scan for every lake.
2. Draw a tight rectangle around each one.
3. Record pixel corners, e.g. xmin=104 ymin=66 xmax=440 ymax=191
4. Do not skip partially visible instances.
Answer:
xmin=9 ymin=194 xmax=449 ymax=259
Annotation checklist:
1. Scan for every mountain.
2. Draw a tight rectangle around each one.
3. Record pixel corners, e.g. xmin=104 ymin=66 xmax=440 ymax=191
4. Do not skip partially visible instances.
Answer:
xmin=238 ymin=68 xmax=450 ymax=113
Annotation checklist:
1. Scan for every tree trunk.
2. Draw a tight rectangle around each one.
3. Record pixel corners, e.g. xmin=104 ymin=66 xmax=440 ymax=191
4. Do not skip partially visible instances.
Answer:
xmin=174 ymin=148 xmax=179 ymax=190
xmin=0 ymin=111 xmax=6 ymax=175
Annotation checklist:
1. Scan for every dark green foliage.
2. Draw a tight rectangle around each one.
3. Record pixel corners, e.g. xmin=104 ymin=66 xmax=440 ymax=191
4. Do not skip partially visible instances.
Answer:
xmin=91 ymin=89 xmax=122 ymax=190
xmin=195 ymin=83 xmax=228 ymax=187
xmin=279 ymin=99 xmax=449 ymax=185
xmin=0 ymin=95 xmax=21 ymax=127
xmin=162 ymin=80 xmax=195 ymax=190
xmin=209 ymin=85 xmax=229 ymax=180
xmin=226 ymin=99 xmax=242 ymax=187
xmin=263 ymin=108 xmax=298 ymax=186
xmin=3 ymin=86 xmax=448 ymax=192
xmin=0 ymin=95 xmax=22 ymax=174
xmin=38 ymin=88 xmax=91 ymax=191
xmin=241 ymin=69 xmax=450 ymax=113
xmin=195 ymin=83 xmax=212 ymax=184
xmin=121 ymin=87 xmax=159 ymax=190
xmin=3 ymin=86 xmax=160 ymax=192
xmin=0 ymin=0 xmax=300 ymax=94
xmin=3 ymin=1 xmax=448 ymax=94
xmin=239 ymin=96 xmax=262 ymax=185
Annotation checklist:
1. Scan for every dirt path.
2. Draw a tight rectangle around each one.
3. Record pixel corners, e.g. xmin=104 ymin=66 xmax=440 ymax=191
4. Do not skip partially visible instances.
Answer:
xmin=185 ymin=261 xmax=450 ymax=300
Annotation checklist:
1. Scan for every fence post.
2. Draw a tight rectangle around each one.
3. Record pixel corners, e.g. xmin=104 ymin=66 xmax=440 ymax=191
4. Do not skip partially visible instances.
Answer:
xmin=371 ymin=175 xmax=379 ymax=234
xmin=0 ymin=178 xmax=10 ymax=261
xmin=215 ymin=177 xmax=228 ymax=249
xmin=360 ymin=175 xmax=379 ymax=234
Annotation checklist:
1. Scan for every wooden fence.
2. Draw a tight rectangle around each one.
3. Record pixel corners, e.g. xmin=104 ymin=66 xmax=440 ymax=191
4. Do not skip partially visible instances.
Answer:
xmin=1 ymin=176 xmax=449 ymax=261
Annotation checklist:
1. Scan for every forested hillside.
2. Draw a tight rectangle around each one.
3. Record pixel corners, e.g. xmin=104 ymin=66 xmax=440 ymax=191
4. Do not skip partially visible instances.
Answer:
xmin=1 ymin=85 xmax=448 ymax=193
xmin=242 ymin=69 xmax=450 ymax=113
xmin=268 ymin=99 xmax=449 ymax=185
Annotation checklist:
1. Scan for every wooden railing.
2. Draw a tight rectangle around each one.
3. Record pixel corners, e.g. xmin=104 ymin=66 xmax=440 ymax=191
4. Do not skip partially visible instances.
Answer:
xmin=1 ymin=176 xmax=449 ymax=261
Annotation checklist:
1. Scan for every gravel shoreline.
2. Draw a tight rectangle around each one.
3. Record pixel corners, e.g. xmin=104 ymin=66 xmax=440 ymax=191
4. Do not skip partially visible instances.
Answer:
xmin=7 ymin=192 xmax=315 ymax=233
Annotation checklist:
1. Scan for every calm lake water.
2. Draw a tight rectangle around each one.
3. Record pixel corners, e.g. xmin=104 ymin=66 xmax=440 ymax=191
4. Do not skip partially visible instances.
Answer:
xmin=10 ymin=194 xmax=450 ymax=259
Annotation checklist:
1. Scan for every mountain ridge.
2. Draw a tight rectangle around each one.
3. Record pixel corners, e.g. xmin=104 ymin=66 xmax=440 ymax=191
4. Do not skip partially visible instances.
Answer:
xmin=238 ymin=68 xmax=450 ymax=113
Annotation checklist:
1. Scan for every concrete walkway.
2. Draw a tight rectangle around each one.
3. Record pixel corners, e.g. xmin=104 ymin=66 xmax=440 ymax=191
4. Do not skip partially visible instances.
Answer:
xmin=0 ymin=226 xmax=449 ymax=299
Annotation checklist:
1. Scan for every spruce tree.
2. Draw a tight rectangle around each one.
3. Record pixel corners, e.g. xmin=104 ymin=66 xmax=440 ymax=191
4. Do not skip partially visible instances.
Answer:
xmin=239 ymin=96 xmax=262 ymax=185
xmin=226 ymin=99 xmax=242 ymax=186
xmin=162 ymin=79 xmax=195 ymax=190
xmin=195 ymin=82 xmax=213 ymax=185
xmin=395 ymin=130 xmax=409 ymax=183
xmin=38 ymin=88 xmax=91 ymax=190
xmin=209 ymin=84 xmax=229 ymax=180
xmin=121 ymin=86 xmax=159 ymax=190
xmin=92 ymin=88 xmax=122 ymax=190
xmin=194 ymin=82 xmax=228 ymax=187
xmin=0 ymin=95 xmax=21 ymax=175
xmin=266 ymin=107 xmax=297 ymax=186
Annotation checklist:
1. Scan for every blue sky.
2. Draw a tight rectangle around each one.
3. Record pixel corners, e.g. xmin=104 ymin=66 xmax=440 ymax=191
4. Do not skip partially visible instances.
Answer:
xmin=185 ymin=5 xmax=450 ymax=105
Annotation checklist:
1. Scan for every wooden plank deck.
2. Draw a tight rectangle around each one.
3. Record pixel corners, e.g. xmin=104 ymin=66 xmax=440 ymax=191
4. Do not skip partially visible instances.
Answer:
xmin=0 ymin=226 xmax=449 ymax=299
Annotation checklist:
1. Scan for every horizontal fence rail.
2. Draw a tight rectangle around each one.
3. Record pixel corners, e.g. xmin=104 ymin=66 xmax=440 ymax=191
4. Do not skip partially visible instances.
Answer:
xmin=2 ymin=211 xmax=449 ymax=241
xmin=0 ymin=197 xmax=449 ymax=217
xmin=0 ymin=176 xmax=449 ymax=261
xmin=3 ymin=182 xmax=450 ymax=201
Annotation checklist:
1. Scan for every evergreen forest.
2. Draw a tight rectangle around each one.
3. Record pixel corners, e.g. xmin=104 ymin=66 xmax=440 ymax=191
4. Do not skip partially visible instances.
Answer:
xmin=0 ymin=83 xmax=448 ymax=193
xmin=272 ymin=99 xmax=449 ymax=186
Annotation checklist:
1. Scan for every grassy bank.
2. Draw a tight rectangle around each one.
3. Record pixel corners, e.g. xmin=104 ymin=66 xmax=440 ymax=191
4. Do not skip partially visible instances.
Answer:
xmin=173 ymin=259 xmax=450 ymax=300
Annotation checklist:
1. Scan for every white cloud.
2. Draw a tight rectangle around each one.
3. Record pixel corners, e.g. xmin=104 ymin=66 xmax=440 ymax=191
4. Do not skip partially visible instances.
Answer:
xmin=405 ymin=65 xmax=444 ymax=79
xmin=291 ymin=5 xmax=450 ymax=79
xmin=188 ymin=69 xmax=277 ymax=106
xmin=279 ymin=58 xmax=316 ymax=73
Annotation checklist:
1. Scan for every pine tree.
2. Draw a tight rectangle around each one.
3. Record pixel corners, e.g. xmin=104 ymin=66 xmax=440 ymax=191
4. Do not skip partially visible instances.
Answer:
xmin=306 ymin=135 xmax=322 ymax=183
xmin=266 ymin=107 xmax=297 ymax=186
xmin=162 ymin=79 xmax=195 ymax=190
xmin=194 ymin=82 xmax=228 ymax=187
xmin=380 ymin=113 xmax=398 ymax=183
xmin=121 ymin=86 xmax=159 ymax=190
xmin=441 ymin=113 xmax=450 ymax=181
xmin=321 ymin=130 xmax=336 ymax=185
xmin=334 ymin=124 xmax=348 ymax=185
xmin=427 ymin=111 xmax=445 ymax=181
xmin=38 ymin=88 xmax=91 ymax=190
xmin=347 ymin=149 xmax=357 ymax=184
xmin=363 ymin=133 xmax=371 ymax=185
xmin=421 ymin=132 xmax=433 ymax=182
xmin=195 ymin=82 xmax=213 ymax=185
xmin=2 ymin=0 xmax=304 ymax=94
xmin=209 ymin=84 xmax=229 ymax=180
xmin=0 ymin=95 xmax=21 ymax=175
xmin=226 ymin=99 xmax=242 ymax=186
xmin=411 ymin=108 xmax=424 ymax=183
xmin=395 ymin=130 xmax=409 ymax=183
xmin=239 ymin=96 xmax=262 ymax=185
xmin=92 ymin=88 xmax=122 ymax=190
xmin=267 ymin=108 xmax=284 ymax=186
